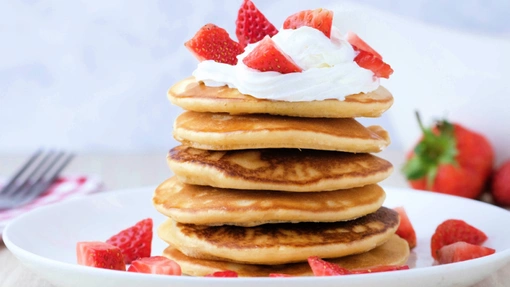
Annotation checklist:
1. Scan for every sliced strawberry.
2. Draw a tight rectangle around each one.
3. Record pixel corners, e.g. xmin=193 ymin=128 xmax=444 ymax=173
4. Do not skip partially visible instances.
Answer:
xmin=269 ymin=273 xmax=293 ymax=277
xmin=106 ymin=218 xmax=153 ymax=264
xmin=283 ymin=8 xmax=334 ymax=38
xmin=307 ymin=256 xmax=350 ymax=276
xmin=393 ymin=207 xmax=417 ymax=249
xmin=127 ymin=256 xmax=182 ymax=275
xmin=185 ymin=24 xmax=244 ymax=65
xmin=242 ymin=36 xmax=302 ymax=74
xmin=431 ymin=219 xmax=488 ymax=260
xmin=346 ymin=32 xmax=382 ymax=60
xmin=354 ymin=50 xmax=393 ymax=79
xmin=236 ymin=0 xmax=278 ymax=47
xmin=205 ymin=270 xmax=239 ymax=277
xmin=349 ymin=265 xmax=409 ymax=274
xmin=437 ymin=242 xmax=495 ymax=264
xmin=76 ymin=241 xmax=126 ymax=271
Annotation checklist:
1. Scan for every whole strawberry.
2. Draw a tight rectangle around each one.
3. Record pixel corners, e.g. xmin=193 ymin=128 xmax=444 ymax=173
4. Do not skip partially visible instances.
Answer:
xmin=403 ymin=113 xmax=493 ymax=199
xmin=491 ymin=161 xmax=510 ymax=206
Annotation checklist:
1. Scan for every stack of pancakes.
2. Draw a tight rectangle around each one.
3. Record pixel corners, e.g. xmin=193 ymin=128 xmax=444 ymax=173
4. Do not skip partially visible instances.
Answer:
xmin=153 ymin=77 xmax=409 ymax=276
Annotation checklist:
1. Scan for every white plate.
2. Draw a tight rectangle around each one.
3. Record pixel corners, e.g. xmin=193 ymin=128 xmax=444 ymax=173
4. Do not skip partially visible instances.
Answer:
xmin=4 ymin=186 xmax=510 ymax=287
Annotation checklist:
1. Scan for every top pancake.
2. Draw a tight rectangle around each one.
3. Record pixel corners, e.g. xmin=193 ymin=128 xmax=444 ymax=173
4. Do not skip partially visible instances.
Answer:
xmin=162 ymin=234 xmax=409 ymax=277
xmin=173 ymin=111 xmax=390 ymax=152
xmin=168 ymin=77 xmax=394 ymax=118
xmin=167 ymin=146 xmax=393 ymax=192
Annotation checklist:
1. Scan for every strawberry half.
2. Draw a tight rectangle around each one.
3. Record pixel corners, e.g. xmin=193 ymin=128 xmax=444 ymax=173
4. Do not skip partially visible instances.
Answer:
xmin=76 ymin=241 xmax=126 ymax=271
xmin=236 ymin=0 xmax=278 ymax=47
xmin=185 ymin=24 xmax=244 ymax=65
xmin=307 ymin=256 xmax=350 ymax=276
xmin=242 ymin=36 xmax=302 ymax=74
xmin=346 ymin=32 xmax=382 ymax=60
xmin=393 ymin=206 xmax=417 ymax=249
xmin=106 ymin=218 xmax=153 ymax=264
xmin=354 ymin=50 xmax=393 ymax=79
xmin=205 ymin=270 xmax=239 ymax=277
xmin=283 ymin=8 xmax=333 ymax=38
xmin=431 ymin=219 xmax=488 ymax=260
xmin=437 ymin=242 xmax=495 ymax=264
xmin=128 ymin=256 xmax=182 ymax=275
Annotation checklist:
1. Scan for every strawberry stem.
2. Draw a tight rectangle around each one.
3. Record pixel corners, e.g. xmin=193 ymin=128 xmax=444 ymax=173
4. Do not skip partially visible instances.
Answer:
xmin=402 ymin=112 xmax=458 ymax=189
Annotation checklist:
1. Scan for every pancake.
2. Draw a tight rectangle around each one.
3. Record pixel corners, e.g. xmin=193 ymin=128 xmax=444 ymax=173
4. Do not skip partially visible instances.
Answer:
xmin=167 ymin=146 xmax=393 ymax=192
xmin=158 ymin=207 xmax=399 ymax=265
xmin=168 ymin=77 xmax=394 ymax=118
xmin=162 ymin=234 xmax=409 ymax=277
xmin=153 ymin=177 xmax=386 ymax=226
xmin=173 ymin=111 xmax=390 ymax=152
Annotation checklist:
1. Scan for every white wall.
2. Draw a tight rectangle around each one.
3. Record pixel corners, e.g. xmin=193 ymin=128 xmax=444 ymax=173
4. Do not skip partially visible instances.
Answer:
xmin=1 ymin=0 xmax=509 ymax=154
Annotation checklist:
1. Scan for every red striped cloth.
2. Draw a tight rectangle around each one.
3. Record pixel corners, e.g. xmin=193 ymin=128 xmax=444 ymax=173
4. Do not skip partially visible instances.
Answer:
xmin=0 ymin=176 xmax=103 ymax=236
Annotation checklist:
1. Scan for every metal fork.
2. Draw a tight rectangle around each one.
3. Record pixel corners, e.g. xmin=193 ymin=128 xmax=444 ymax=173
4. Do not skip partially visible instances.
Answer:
xmin=0 ymin=150 xmax=75 ymax=210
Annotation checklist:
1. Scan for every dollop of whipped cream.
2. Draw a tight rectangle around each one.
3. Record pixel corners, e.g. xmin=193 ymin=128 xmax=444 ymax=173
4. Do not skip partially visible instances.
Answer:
xmin=192 ymin=26 xmax=379 ymax=101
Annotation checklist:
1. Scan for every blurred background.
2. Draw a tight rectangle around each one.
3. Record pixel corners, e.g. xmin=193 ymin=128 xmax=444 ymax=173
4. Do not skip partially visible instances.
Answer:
xmin=1 ymin=0 xmax=509 ymax=157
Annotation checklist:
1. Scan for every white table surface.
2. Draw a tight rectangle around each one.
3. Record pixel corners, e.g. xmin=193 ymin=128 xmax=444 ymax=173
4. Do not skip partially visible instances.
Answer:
xmin=0 ymin=150 xmax=508 ymax=286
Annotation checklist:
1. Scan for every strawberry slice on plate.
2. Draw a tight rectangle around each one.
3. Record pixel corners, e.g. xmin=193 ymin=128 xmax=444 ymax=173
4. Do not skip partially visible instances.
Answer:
xmin=127 ymin=256 xmax=182 ymax=275
xmin=283 ymin=8 xmax=334 ymax=38
xmin=307 ymin=256 xmax=350 ymax=276
xmin=236 ymin=0 xmax=278 ymax=47
xmin=349 ymin=265 xmax=410 ymax=274
xmin=106 ymin=218 xmax=153 ymax=264
xmin=76 ymin=241 xmax=126 ymax=271
xmin=185 ymin=24 xmax=244 ymax=65
xmin=437 ymin=242 xmax=495 ymax=264
xmin=354 ymin=50 xmax=393 ymax=79
xmin=205 ymin=270 xmax=239 ymax=277
xmin=431 ymin=219 xmax=488 ymax=260
xmin=269 ymin=273 xmax=293 ymax=277
xmin=242 ymin=36 xmax=302 ymax=74
xmin=346 ymin=32 xmax=382 ymax=60
xmin=393 ymin=206 xmax=417 ymax=249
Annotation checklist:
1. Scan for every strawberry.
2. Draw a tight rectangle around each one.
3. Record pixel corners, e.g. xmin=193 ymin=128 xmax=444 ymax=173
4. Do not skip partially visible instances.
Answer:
xmin=283 ymin=8 xmax=334 ymax=38
xmin=242 ymin=36 xmax=302 ymax=74
xmin=106 ymin=218 xmax=153 ymax=264
xmin=430 ymin=219 xmax=488 ymax=260
xmin=307 ymin=256 xmax=350 ymax=276
xmin=346 ymin=32 xmax=382 ymax=60
xmin=76 ymin=241 xmax=126 ymax=271
xmin=185 ymin=24 xmax=244 ymax=65
xmin=354 ymin=50 xmax=393 ymax=79
xmin=437 ymin=242 xmax=495 ymax=264
xmin=308 ymin=256 xmax=408 ymax=276
xmin=491 ymin=160 xmax=510 ymax=206
xmin=393 ymin=207 xmax=417 ymax=249
xmin=236 ymin=0 xmax=278 ymax=47
xmin=403 ymin=113 xmax=494 ymax=199
xmin=349 ymin=265 xmax=409 ymax=274
xmin=205 ymin=270 xmax=239 ymax=277
xmin=269 ymin=273 xmax=293 ymax=277
xmin=127 ymin=256 xmax=182 ymax=275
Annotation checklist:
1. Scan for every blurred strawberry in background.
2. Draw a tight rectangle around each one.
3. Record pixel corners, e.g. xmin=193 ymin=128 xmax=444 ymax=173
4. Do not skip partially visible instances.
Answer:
xmin=403 ymin=112 xmax=494 ymax=199
xmin=491 ymin=161 xmax=510 ymax=206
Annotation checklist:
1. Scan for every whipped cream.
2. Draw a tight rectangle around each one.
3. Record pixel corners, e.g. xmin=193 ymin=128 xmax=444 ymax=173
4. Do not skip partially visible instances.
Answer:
xmin=192 ymin=26 xmax=379 ymax=102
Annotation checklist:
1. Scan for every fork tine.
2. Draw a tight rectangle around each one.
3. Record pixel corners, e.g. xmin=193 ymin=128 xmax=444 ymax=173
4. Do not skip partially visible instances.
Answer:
xmin=0 ymin=149 xmax=43 ymax=195
xmin=8 ymin=152 xmax=74 ymax=207
xmin=3 ymin=150 xmax=58 ymax=196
